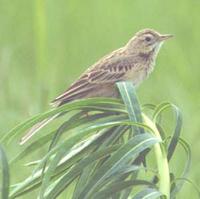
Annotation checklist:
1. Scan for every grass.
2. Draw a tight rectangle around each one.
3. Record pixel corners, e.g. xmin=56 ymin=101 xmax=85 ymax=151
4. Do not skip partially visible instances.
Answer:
xmin=1 ymin=82 xmax=198 ymax=198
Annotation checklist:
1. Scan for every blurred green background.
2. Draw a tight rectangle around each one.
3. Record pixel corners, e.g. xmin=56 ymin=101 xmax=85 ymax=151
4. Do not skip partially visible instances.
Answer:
xmin=0 ymin=0 xmax=200 ymax=198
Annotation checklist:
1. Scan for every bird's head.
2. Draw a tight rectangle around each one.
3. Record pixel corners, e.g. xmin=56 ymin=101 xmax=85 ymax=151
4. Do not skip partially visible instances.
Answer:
xmin=126 ymin=29 xmax=173 ymax=55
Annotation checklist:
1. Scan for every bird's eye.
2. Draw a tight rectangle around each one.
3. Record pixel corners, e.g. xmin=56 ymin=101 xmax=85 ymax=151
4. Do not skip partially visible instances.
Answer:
xmin=145 ymin=36 xmax=152 ymax=42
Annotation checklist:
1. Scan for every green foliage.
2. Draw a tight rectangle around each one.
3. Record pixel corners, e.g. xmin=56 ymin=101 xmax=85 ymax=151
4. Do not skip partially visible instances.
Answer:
xmin=1 ymin=82 xmax=199 ymax=199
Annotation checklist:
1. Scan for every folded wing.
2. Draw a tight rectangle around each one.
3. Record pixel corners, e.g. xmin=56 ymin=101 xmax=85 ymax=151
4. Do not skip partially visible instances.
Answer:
xmin=51 ymin=55 xmax=134 ymax=106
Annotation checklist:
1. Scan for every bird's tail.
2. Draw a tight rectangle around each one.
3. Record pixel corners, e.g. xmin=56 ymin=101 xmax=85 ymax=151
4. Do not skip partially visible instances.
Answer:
xmin=19 ymin=113 xmax=59 ymax=145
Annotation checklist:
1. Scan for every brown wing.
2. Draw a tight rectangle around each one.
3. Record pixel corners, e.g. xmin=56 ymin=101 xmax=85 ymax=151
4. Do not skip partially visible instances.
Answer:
xmin=51 ymin=55 xmax=135 ymax=106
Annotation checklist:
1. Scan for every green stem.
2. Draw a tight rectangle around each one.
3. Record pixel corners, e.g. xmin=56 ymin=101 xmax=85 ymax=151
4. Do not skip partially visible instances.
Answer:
xmin=34 ymin=0 xmax=48 ymax=109
xmin=142 ymin=113 xmax=170 ymax=198
xmin=34 ymin=0 xmax=47 ymax=79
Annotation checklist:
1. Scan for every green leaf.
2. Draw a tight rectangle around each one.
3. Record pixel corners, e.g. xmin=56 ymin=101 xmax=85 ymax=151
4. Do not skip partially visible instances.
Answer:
xmin=6 ymin=89 xmax=190 ymax=199
xmin=167 ymin=106 xmax=182 ymax=161
xmin=93 ymin=180 xmax=154 ymax=199
xmin=38 ymin=115 xmax=133 ymax=198
xmin=10 ymin=128 xmax=111 ymax=198
xmin=44 ymin=145 xmax=120 ymax=199
xmin=72 ymin=163 xmax=95 ymax=199
xmin=142 ymin=103 xmax=156 ymax=111
xmin=78 ymin=133 xmax=160 ymax=199
xmin=2 ymin=98 xmax=125 ymax=144
xmin=153 ymin=102 xmax=182 ymax=161
xmin=47 ymin=111 xmax=85 ymax=153
xmin=117 ymin=81 xmax=144 ymax=135
xmin=9 ymin=132 xmax=54 ymax=165
xmin=72 ymin=126 xmax=129 ymax=199
xmin=40 ymin=112 xmax=113 ymax=176
xmin=10 ymin=112 xmax=112 ymax=165
xmin=133 ymin=188 xmax=163 ymax=199
xmin=0 ymin=145 xmax=10 ymax=199
xmin=172 ymin=178 xmax=200 ymax=198
xmin=33 ymin=115 xmax=127 ymax=174
xmin=170 ymin=138 xmax=191 ymax=198
xmin=27 ymin=115 xmax=148 ymax=198
xmin=120 ymin=171 xmax=139 ymax=199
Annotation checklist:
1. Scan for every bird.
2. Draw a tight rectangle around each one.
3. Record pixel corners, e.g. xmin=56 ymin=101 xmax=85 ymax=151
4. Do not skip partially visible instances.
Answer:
xmin=20 ymin=28 xmax=173 ymax=145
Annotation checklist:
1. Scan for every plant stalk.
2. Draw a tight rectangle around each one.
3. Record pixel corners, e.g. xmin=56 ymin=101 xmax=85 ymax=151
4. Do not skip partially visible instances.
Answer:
xmin=142 ymin=113 xmax=170 ymax=198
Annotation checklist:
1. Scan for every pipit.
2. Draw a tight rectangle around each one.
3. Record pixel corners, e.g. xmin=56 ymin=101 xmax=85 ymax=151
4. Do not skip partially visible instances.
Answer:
xmin=20 ymin=28 xmax=173 ymax=144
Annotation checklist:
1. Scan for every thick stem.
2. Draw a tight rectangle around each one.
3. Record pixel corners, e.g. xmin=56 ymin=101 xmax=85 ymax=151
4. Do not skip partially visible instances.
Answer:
xmin=142 ymin=113 xmax=170 ymax=198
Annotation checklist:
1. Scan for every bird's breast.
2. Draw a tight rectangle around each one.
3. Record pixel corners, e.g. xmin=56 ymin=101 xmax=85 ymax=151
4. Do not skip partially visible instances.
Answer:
xmin=124 ymin=60 xmax=154 ymax=86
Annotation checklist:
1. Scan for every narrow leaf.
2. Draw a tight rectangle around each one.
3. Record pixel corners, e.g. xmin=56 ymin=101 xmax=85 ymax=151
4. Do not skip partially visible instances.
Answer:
xmin=133 ymin=188 xmax=163 ymax=199
xmin=78 ymin=133 xmax=160 ymax=198
xmin=0 ymin=145 xmax=10 ymax=199
xmin=93 ymin=180 xmax=154 ymax=199
xmin=117 ymin=81 xmax=144 ymax=135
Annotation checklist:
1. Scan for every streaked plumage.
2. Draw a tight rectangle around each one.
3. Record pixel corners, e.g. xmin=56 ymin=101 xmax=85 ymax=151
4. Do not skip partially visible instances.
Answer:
xmin=20 ymin=28 xmax=172 ymax=144
xmin=51 ymin=29 xmax=172 ymax=106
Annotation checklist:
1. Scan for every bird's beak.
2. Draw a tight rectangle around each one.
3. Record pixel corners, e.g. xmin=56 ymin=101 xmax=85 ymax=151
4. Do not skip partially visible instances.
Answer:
xmin=159 ymin=34 xmax=173 ymax=41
